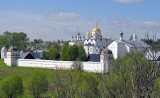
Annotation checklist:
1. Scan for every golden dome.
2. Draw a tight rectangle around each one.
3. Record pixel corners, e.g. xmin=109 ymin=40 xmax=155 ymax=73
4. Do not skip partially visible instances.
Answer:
xmin=92 ymin=25 xmax=101 ymax=35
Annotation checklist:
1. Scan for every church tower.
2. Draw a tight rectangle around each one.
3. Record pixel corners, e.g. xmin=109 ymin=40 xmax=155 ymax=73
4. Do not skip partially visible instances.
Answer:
xmin=92 ymin=24 xmax=102 ymax=39
xmin=100 ymin=49 xmax=113 ymax=73
xmin=4 ymin=46 xmax=20 ymax=66
xmin=1 ymin=47 xmax=7 ymax=59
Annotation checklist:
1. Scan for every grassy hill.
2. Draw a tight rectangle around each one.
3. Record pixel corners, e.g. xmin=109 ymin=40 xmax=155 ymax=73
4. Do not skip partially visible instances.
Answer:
xmin=0 ymin=59 xmax=97 ymax=98
xmin=0 ymin=59 xmax=53 ymax=81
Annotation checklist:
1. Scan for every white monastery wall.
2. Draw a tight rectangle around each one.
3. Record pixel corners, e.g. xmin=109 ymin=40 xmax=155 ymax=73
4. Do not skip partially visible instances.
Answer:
xmin=18 ymin=59 xmax=104 ymax=73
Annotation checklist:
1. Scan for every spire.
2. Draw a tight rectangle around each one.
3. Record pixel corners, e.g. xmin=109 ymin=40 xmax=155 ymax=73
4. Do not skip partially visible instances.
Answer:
xmin=71 ymin=34 xmax=74 ymax=42
xmin=120 ymin=29 xmax=123 ymax=41
xmin=133 ymin=33 xmax=138 ymax=41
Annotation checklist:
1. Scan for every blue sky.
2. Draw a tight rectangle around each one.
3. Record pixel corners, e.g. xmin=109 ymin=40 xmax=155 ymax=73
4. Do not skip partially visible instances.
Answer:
xmin=0 ymin=0 xmax=160 ymax=41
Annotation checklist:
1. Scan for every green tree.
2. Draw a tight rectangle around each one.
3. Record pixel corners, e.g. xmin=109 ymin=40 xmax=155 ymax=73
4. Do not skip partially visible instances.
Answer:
xmin=67 ymin=45 xmax=79 ymax=61
xmin=51 ymin=70 xmax=83 ymax=98
xmin=60 ymin=42 xmax=69 ymax=61
xmin=0 ymin=31 xmax=29 ymax=50
xmin=77 ymin=45 xmax=86 ymax=61
xmin=60 ymin=43 xmax=86 ymax=61
xmin=48 ymin=47 xmax=59 ymax=60
xmin=43 ymin=51 xmax=49 ymax=60
xmin=0 ymin=75 xmax=23 ymax=98
xmin=26 ymin=72 xmax=49 ymax=98
xmin=96 ymin=52 xmax=159 ymax=98
xmin=152 ymin=78 xmax=160 ymax=98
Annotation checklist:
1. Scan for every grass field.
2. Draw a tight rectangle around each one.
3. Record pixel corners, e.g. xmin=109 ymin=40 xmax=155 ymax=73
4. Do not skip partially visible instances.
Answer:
xmin=0 ymin=59 xmax=97 ymax=98
xmin=0 ymin=59 xmax=54 ymax=81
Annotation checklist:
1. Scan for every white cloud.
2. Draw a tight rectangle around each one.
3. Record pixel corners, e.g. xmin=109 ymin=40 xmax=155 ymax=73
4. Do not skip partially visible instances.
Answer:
xmin=142 ymin=21 xmax=160 ymax=27
xmin=0 ymin=10 xmax=159 ymax=41
xmin=115 ymin=0 xmax=144 ymax=4
xmin=0 ymin=11 xmax=89 ymax=41
xmin=51 ymin=12 xmax=80 ymax=21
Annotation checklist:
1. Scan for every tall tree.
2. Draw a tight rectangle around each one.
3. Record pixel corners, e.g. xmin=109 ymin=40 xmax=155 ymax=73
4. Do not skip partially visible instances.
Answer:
xmin=97 ymin=52 xmax=159 ymax=98
xmin=60 ymin=42 xmax=69 ymax=61
xmin=67 ymin=45 xmax=79 ymax=61
xmin=77 ymin=45 xmax=86 ymax=61
xmin=27 ymin=72 xmax=49 ymax=98
xmin=47 ymin=47 xmax=59 ymax=60
xmin=0 ymin=31 xmax=29 ymax=50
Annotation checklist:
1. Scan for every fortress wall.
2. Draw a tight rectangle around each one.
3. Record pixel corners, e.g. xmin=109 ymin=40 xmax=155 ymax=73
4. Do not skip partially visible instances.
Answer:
xmin=18 ymin=59 xmax=103 ymax=73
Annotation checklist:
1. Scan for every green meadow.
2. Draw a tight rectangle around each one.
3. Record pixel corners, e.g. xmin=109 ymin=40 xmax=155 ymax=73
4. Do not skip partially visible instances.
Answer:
xmin=0 ymin=59 xmax=98 ymax=98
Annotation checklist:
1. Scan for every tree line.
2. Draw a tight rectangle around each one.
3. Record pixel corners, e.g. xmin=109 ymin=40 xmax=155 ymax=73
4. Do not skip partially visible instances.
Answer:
xmin=43 ymin=42 xmax=86 ymax=61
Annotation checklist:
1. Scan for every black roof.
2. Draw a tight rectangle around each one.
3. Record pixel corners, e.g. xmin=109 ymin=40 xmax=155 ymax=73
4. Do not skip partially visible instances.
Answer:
xmin=87 ymin=54 xmax=100 ymax=62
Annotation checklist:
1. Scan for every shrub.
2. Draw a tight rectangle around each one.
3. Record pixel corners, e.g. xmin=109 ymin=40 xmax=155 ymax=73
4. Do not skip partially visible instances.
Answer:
xmin=26 ymin=72 xmax=49 ymax=98
xmin=0 ymin=75 xmax=23 ymax=98
xmin=72 ymin=61 xmax=83 ymax=71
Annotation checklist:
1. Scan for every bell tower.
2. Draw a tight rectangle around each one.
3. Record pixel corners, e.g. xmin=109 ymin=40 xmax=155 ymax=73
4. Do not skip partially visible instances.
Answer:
xmin=100 ymin=49 xmax=113 ymax=73
xmin=4 ymin=46 xmax=20 ymax=66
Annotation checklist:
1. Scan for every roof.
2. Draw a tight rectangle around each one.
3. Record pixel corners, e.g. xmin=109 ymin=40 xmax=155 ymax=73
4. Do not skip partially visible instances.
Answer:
xmin=114 ymin=40 xmax=149 ymax=48
xmin=20 ymin=51 xmax=42 ymax=59
xmin=87 ymin=54 xmax=100 ymax=62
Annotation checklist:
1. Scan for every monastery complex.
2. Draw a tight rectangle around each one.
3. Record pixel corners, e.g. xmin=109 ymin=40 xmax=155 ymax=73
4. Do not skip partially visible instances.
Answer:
xmin=1 ymin=24 xmax=158 ymax=73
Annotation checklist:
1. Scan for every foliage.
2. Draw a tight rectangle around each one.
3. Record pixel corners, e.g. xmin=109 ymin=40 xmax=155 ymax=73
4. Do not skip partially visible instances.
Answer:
xmin=97 ymin=52 xmax=159 ymax=98
xmin=81 ymin=74 xmax=100 ymax=98
xmin=0 ymin=75 xmax=23 ymax=98
xmin=43 ymin=51 xmax=49 ymax=60
xmin=72 ymin=61 xmax=83 ymax=70
xmin=43 ymin=42 xmax=60 ymax=60
xmin=152 ymin=78 xmax=160 ymax=98
xmin=50 ymin=70 xmax=85 ymax=98
xmin=60 ymin=43 xmax=86 ymax=61
xmin=60 ymin=42 xmax=69 ymax=61
xmin=0 ymin=51 xmax=159 ymax=98
xmin=26 ymin=72 xmax=49 ymax=98
xmin=33 ymin=39 xmax=43 ymax=44
xmin=0 ymin=31 xmax=29 ymax=50
xmin=77 ymin=45 xmax=86 ymax=61
xmin=43 ymin=42 xmax=85 ymax=61
xmin=47 ymin=47 xmax=59 ymax=60
xmin=141 ymin=38 xmax=160 ymax=51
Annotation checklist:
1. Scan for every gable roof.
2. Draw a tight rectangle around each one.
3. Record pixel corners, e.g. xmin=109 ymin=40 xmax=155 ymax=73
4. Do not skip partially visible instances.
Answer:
xmin=20 ymin=52 xmax=35 ymax=59
xmin=114 ymin=40 xmax=149 ymax=48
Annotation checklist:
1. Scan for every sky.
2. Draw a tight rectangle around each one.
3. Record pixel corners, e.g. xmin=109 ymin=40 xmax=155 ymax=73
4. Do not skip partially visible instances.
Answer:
xmin=0 ymin=0 xmax=160 ymax=41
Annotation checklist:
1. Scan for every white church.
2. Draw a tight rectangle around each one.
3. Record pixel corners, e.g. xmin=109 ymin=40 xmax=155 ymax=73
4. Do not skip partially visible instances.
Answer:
xmin=69 ymin=24 xmax=149 ymax=60
xmin=83 ymin=25 xmax=112 ymax=56
xmin=108 ymin=32 xmax=150 ymax=59
xmin=69 ymin=24 xmax=112 ymax=56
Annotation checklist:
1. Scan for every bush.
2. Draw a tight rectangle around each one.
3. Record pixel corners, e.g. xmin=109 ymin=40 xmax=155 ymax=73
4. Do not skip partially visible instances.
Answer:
xmin=26 ymin=72 xmax=49 ymax=98
xmin=0 ymin=75 xmax=23 ymax=98
xmin=72 ymin=61 xmax=83 ymax=71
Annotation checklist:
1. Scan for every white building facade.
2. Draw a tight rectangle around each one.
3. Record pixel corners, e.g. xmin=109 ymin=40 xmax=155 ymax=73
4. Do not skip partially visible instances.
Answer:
xmin=84 ymin=25 xmax=112 ymax=56
xmin=69 ymin=32 xmax=84 ymax=46
xmin=108 ymin=33 xmax=149 ymax=59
